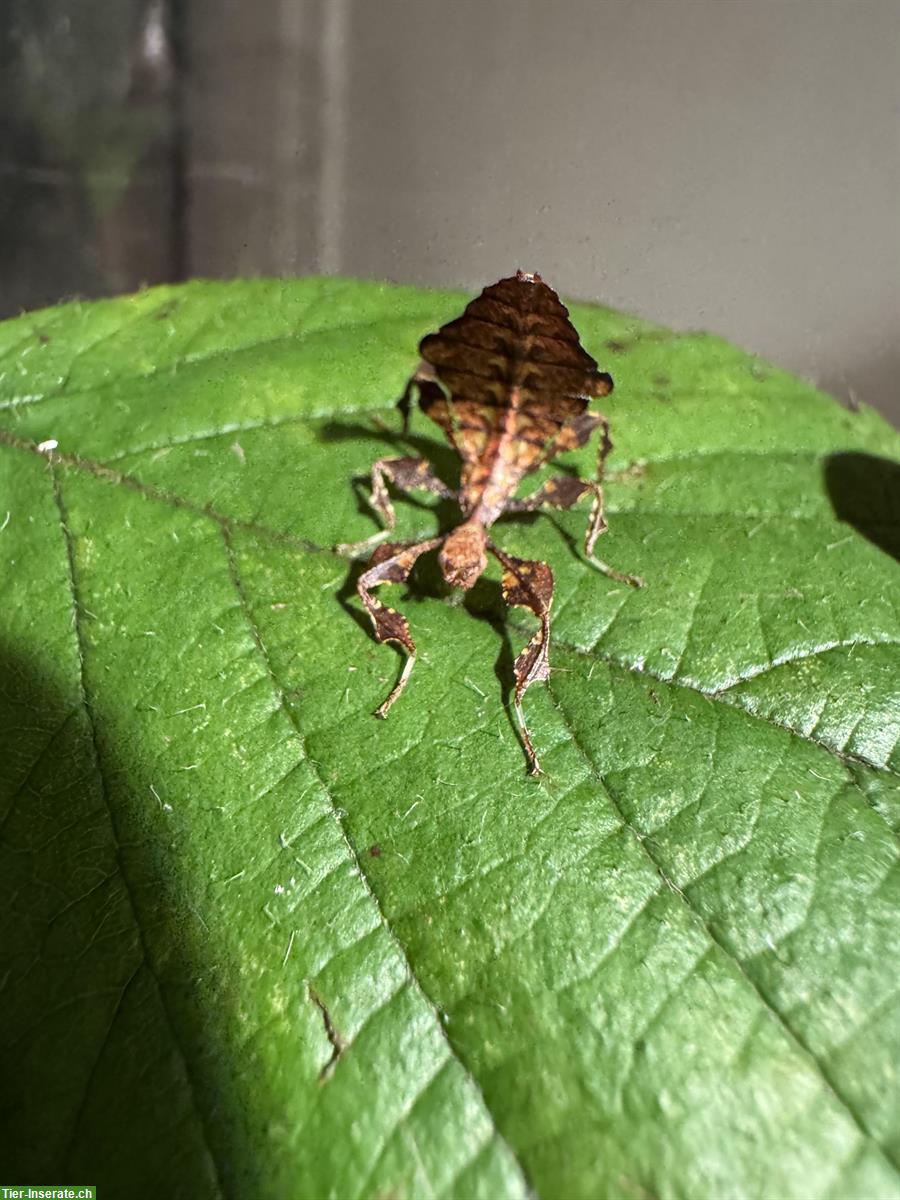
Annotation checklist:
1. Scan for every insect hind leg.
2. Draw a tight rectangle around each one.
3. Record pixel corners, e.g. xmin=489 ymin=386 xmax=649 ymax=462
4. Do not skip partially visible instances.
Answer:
xmin=356 ymin=537 xmax=443 ymax=716
xmin=488 ymin=542 xmax=554 ymax=776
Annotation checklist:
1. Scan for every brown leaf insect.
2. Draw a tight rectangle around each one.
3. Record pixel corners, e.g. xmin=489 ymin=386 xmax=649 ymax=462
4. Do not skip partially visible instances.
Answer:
xmin=339 ymin=271 xmax=643 ymax=775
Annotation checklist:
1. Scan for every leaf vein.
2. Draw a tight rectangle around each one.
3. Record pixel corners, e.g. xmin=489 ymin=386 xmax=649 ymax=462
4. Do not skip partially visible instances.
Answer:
xmin=0 ymin=307 xmax=433 ymax=413
xmin=543 ymin=674 xmax=899 ymax=1174
xmin=60 ymin=961 xmax=144 ymax=1170
xmin=50 ymin=466 xmax=227 ymax=1196
xmin=219 ymin=523 xmax=534 ymax=1197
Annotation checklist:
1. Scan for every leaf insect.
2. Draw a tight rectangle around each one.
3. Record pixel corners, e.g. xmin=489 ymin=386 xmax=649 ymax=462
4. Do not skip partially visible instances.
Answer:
xmin=339 ymin=271 xmax=642 ymax=775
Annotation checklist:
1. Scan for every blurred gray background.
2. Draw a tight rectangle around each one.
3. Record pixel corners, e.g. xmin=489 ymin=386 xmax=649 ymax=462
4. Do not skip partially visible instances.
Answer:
xmin=2 ymin=0 xmax=899 ymax=424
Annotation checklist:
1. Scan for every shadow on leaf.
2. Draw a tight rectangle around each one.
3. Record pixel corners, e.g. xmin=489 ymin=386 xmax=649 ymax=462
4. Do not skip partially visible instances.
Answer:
xmin=318 ymin=418 xmax=461 ymax=490
xmin=0 ymin=646 xmax=233 ymax=1197
xmin=824 ymin=451 xmax=900 ymax=563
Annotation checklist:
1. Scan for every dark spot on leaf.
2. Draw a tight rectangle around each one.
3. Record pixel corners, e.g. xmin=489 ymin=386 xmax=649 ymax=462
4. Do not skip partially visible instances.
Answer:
xmin=369 ymin=843 xmax=382 ymax=858
xmin=605 ymin=339 xmax=627 ymax=353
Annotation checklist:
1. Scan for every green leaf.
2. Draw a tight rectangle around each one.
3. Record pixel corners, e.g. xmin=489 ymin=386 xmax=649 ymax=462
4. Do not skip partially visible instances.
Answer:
xmin=2 ymin=278 xmax=899 ymax=1200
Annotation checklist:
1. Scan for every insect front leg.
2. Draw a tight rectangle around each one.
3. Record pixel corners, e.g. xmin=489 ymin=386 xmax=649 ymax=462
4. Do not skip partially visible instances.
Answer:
xmin=357 ymin=537 xmax=443 ymax=717
xmin=397 ymin=362 xmax=444 ymax=437
xmin=488 ymin=543 xmax=554 ymax=776
xmin=336 ymin=457 xmax=455 ymax=557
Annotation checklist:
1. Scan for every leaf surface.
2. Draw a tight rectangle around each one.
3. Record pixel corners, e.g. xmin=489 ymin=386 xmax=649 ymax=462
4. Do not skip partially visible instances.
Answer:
xmin=1 ymin=278 xmax=899 ymax=1199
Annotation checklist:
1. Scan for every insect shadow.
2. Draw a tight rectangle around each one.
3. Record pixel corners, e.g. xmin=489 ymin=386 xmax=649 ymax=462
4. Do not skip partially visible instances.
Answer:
xmin=318 ymin=418 xmax=461 ymax=490
xmin=319 ymin=417 xmax=461 ymax=535
xmin=824 ymin=451 xmax=900 ymax=564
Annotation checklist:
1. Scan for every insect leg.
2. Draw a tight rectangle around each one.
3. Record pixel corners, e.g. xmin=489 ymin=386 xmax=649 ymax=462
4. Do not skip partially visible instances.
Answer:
xmin=505 ymin=475 xmax=592 ymax=513
xmin=336 ymin=457 xmax=455 ymax=557
xmin=397 ymin=376 xmax=415 ymax=437
xmin=357 ymin=537 xmax=443 ymax=717
xmin=504 ymin=467 xmax=642 ymax=587
xmin=397 ymin=363 xmax=444 ymax=437
xmin=583 ymin=415 xmax=644 ymax=588
xmin=488 ymin=543 xmax=553 ymax=776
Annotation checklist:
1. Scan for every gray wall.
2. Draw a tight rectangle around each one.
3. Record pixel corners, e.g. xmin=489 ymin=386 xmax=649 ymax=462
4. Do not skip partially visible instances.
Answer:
xmin=335 ymin=0 xmax=900 ymax=422
xmin=4 ymin=0 xmax=899 ymax=424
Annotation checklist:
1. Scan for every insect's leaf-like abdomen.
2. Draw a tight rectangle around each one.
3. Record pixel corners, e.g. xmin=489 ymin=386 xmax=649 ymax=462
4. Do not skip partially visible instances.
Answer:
xmin=418 ymin=276 xmax=610 ymax=474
